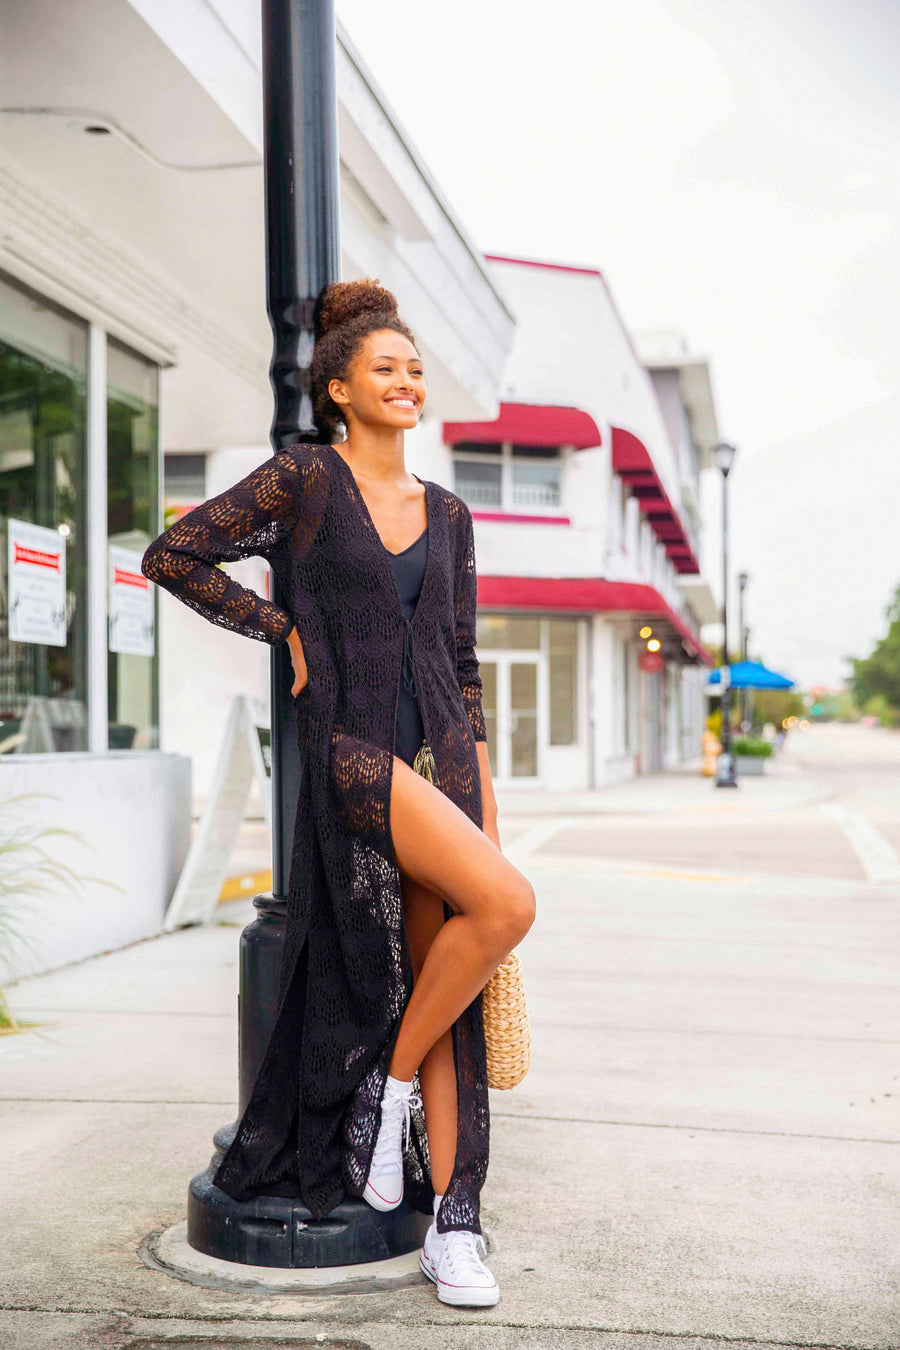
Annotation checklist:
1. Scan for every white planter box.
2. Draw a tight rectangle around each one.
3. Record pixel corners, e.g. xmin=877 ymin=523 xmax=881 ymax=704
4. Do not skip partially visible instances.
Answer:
xmin=736 ymin=755 xmax=768 ymax=775
xmin=0 ymin=750 xmax=191 ymax=981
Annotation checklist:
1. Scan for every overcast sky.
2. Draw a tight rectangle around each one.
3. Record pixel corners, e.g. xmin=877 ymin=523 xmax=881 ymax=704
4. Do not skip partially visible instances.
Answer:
xmin=337 ymin=0 xmax=900 ymax=690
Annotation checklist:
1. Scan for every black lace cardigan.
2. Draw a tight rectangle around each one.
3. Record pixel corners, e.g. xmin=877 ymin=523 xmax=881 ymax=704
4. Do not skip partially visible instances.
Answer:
xmin=141 ymin=440 xmax=489 ymax=1236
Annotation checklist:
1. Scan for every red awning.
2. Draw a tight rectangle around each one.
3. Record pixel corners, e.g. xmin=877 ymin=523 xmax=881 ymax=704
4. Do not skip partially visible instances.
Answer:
xmin=444 ymin=402 xmax=602 ymax=450
xmin=610 ymin=426 xmax=700 ymax=575
xmin=477 ymin=575 xmax=713 ymax=665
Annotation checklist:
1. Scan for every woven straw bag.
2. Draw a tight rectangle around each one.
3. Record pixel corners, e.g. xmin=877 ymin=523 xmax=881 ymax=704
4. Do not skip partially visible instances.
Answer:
xmin=411 ymin=738 xmax=531 ymax=1090
xmin=482 ymin=949 xmax=531 ymax=1089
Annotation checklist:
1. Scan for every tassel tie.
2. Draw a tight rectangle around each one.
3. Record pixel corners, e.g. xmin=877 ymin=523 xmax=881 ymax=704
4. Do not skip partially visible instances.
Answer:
xmin=403 ymin=616 xmax=437 ymax=784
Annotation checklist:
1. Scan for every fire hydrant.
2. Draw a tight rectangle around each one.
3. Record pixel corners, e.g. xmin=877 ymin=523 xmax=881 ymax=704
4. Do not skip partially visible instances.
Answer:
xmin=702 ymin=729 xmax=721 ymax=777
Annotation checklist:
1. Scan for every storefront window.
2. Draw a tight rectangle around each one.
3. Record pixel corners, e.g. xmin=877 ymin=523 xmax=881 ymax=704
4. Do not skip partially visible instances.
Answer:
xmin=476 ymin=614 xmax=541 ymax=649
xmin=548 ymin=618 xmax=578 ymax=744
xmin=0 ymin=273 xmax=88 ymax=754
xmin=107 ymin=338 xmax=159 ymax=749
xmin=476 ymin=613 xmax=581 ymax=778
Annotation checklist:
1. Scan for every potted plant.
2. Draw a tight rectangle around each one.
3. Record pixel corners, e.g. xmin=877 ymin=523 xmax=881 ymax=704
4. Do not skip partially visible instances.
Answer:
xmin=731 ymin=736 xmax=773 ymax=775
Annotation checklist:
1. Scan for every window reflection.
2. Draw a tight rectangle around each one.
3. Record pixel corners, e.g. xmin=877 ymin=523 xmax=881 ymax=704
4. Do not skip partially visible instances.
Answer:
xmin=0 ymin=273 xmax=88 ymax=753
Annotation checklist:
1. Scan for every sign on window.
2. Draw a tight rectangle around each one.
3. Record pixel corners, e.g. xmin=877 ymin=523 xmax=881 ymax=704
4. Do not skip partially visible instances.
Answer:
xmin=108 ymin=544 xmax=155 ymax=656
xmin=8 ymin=517 xmax=67 ymax=646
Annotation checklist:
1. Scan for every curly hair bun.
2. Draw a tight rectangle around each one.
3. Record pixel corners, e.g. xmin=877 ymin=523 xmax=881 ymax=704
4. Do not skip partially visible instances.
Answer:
xmin=314 ymin=278 xmax=399 ymax=340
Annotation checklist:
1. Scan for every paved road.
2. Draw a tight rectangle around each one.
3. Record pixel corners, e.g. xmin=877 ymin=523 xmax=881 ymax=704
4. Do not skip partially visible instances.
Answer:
xmin=2 ymin=722 xmax=898 ymax=1349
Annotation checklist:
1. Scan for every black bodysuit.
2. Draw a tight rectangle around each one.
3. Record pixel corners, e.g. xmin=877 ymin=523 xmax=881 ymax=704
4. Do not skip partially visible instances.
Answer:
xmin=387 ymin=524 xmax=428 ymax=767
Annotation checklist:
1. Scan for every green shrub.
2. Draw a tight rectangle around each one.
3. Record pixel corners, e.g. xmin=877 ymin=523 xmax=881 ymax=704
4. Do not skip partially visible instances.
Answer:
xmin=732 ymin=736 xmax=773 ymax=757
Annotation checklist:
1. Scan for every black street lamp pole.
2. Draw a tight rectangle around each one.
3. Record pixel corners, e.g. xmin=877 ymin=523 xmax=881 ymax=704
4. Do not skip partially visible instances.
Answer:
xmin=262 ymin=0 xmax=340 ymax=900
xmin=738 ymin=571 xmax=749 ymax=733
xmin=186 ymin=0 xmax=429 ymax=1270
xmin=714 ymin=441 xmax=738 ymax=788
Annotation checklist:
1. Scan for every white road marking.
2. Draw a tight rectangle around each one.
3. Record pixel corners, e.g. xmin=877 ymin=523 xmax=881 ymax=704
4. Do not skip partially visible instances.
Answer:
xmin=502 ymin=794 xmax=900 ymax=888
xmin=503 ymin=816 xmax=586 ymax=860
xmin=817 ymin=800 xmax=900 ymax=883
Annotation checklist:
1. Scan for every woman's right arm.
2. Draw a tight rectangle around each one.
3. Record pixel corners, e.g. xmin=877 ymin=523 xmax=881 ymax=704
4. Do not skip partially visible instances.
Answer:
xmin=141 ymin=451 xmax=300 ymax=647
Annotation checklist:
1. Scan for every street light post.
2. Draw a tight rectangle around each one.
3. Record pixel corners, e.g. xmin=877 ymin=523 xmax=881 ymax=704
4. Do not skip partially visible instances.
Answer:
xmin=738 ymin=571 xmax=749 ymax=733
xmin=184 ymin=0 xmax=429 ymax=1271
xmin=714 ymin=442 xmax=738 ymax=788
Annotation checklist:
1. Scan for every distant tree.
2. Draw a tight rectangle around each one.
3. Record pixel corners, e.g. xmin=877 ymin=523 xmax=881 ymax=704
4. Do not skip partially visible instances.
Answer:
xmin=850 ymin=583 xmax=900 ymax=716
xmin=860 ymin=693 xmax=898 ymax=728
xmin=810 ymin=689 xmax=860 ymax=723
xmin=833 ymin=689 xmax=860 ymax=722
xmin=753 ymin=689 xmax=805 ymax=727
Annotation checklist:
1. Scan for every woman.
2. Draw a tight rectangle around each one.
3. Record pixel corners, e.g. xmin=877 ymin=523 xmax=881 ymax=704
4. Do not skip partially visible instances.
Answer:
xmin=141 ymin=278 xmax=536 ymax=1308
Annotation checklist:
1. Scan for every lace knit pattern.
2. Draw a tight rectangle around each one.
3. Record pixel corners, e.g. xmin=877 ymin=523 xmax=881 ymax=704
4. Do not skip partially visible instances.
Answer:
xmin=141 ymin=441 xmax=489 ymax=1235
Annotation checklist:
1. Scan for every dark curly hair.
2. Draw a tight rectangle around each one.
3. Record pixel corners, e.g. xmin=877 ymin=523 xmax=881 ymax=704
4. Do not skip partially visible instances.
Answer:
xmin=311 ymin=278 xmax=418 ymax=440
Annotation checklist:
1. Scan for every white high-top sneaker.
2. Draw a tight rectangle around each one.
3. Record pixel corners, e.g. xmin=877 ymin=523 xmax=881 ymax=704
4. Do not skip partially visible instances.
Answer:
xmin=420 ymin=1223 xmax=500 ymax=1307
xmin=362 ymin=1077 xmax=421 ymax=1212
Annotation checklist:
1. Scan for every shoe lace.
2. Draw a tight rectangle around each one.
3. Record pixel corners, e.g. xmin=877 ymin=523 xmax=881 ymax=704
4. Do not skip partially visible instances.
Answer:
xmin=442 ymin=1227 xmax=489 ymax=1276
xmin=369 ymin=1087 xmax=422 ymax=1179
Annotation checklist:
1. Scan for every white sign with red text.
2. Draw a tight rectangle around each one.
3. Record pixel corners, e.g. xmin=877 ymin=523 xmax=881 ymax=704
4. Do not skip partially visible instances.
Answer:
xmin=108 ymin=545 xmax=155 ymax=656
xmin=8 ymin=517 xmax=67 ymax=646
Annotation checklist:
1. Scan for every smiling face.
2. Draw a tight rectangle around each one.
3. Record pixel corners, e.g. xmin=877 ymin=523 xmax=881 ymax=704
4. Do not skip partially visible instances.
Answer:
xmin=328 ymin=329 xmax=426 ymax=434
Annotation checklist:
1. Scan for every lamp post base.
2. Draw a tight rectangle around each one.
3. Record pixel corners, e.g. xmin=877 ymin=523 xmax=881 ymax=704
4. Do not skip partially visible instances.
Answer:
xmin=186 ymin=1127 xmax=430 ymax=1268
xmin=715 ymin=751 xmax=739 ymax=788
xmin=188 ymin=893 xmax=430 ymax=1269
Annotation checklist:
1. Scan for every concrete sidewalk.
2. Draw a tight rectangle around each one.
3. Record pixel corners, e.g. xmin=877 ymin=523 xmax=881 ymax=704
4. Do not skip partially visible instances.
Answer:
xmin=3 ymin=726 xmax=899 ymax=1348
xmin=493 ymin=744 xmax=816 ymax=818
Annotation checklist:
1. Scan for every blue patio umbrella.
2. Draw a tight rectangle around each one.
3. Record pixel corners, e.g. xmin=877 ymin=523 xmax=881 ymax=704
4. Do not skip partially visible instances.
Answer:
xmin=707 ymin=660 xmax=795 ymax=689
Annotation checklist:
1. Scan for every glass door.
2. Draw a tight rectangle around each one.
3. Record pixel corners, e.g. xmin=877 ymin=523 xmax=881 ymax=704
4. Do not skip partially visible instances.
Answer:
xmin=479 ymin=652 xmax=541 ymax=784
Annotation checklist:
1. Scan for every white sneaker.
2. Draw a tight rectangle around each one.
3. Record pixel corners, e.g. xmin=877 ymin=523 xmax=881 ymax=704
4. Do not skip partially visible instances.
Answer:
xmin=362 ymin=1079 xmax=421 ymax=1211
xmin=420 ymin=1223 xmax=500 ymax=1306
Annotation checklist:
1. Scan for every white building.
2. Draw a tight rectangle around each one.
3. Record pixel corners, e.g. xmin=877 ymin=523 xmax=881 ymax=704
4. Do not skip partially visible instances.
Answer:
xmin=437 ymin=255 xmax=722 ymax=788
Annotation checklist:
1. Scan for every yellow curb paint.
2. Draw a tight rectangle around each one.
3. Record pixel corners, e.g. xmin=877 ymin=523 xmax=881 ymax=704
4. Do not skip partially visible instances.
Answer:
xmin=218 ymin=869 xmax=272 ymax=902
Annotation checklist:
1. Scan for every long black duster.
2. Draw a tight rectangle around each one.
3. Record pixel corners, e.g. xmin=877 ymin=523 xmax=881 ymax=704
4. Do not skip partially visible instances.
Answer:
xmin=141 ymin=440 xmax=490 ymax=1236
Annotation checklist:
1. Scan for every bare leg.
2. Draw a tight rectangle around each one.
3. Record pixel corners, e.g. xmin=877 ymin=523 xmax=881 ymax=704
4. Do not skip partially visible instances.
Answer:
xmin=399 ymin=873 xmax=458 ymax=1193
xmin=387 ymin=753 xmax=535 ymax=1083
